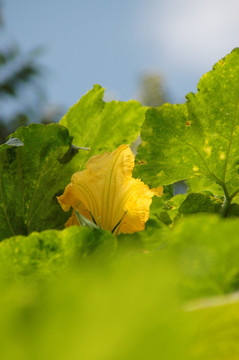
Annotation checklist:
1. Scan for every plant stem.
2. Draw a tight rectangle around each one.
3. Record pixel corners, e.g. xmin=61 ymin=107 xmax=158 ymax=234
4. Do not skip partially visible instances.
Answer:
xmin=221 ymin=195 xmax=231 ymax=218
xmin=219 ymin=183 xmax=232 ymax=217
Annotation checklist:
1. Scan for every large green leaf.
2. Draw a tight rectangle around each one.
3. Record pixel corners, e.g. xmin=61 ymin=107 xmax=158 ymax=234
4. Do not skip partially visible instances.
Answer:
xmin=0 ymin=249 xmax=187 ymax=360
xmin=60 ymin=84 xmax=146 ymax=168
xmin=135 ymin=49 xmax=239 ymax=200
xmin=0 ymin=123 xmax=84 ymax=240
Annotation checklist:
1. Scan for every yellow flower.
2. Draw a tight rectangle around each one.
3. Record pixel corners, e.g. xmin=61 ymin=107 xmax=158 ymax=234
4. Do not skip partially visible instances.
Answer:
xmin=57 ymin=145 xmax=163 ymax=235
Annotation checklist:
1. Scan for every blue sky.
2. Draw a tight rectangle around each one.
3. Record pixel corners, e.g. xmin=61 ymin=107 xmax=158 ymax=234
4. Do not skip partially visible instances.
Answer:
xmin=3 ymin=0 xmax=239 ymax=109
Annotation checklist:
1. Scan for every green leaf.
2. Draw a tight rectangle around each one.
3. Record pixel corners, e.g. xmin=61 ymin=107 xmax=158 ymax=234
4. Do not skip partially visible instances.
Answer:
xmin=178 ymin=192 xmax=223 ymax=216
xmin=117 ymin=214 xmax=169 ymax=252
xmin=0 ymin=226 xmax=117 ymax=278
xmin=160 ymin=194 xmax=187 ymax=224
xmin=60 ymin=84 xmax=146 ymax=168
xmin=0 ymin=123 xmax=83 ymax=240
xmin=228 ymin=203 xmax=239 ymax=217
xmin=187 ymin=296 xmax=239 ymax=360
xmin=187 ymin=176 xmax=224 ymax=195
xmin=167 ymin=215 xmax=239 ymax=300
xmin=135 ymin=49 xmax=239 ymax=200
xmin=0 ymin=247 xmax=187 ymax=360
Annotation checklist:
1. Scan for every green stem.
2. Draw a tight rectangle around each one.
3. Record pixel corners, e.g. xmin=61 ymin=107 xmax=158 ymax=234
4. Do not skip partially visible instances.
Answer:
xmin=220 ymin=183 xmax=231 ymax=218
xmin=221 ymin=195 xmax=231 ymax=218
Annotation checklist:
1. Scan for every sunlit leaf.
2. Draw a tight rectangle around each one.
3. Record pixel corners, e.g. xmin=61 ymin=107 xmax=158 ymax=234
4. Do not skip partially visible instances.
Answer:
xmin=135 ymin=49 xmax=239 ymax=201
xmin=60 ymin=84 xmax=147 ymax=169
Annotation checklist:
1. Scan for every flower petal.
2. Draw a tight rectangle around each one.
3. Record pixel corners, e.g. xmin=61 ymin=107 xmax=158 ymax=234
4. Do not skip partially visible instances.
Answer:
xmin=65 ymin=210 xmax=79 ymax=227
xmin=57 ymin=145 xmax=162 ymax=234
xmin=114 ymin=178 xmax=156 ymax=234
xmin=57 ymin=183 xmax=93 ymax=223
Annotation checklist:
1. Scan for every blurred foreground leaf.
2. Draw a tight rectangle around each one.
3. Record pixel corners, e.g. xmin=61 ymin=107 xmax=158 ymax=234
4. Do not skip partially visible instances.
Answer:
xmin=0 ymin=226 xmax=116 ymax=278
xmin=167 ymin=215 xmax=239 ymax=300
xmin=187 ymin=295 xmax=239 ymax=360
xmin=0 ymin=253 xmax=188 ymax=360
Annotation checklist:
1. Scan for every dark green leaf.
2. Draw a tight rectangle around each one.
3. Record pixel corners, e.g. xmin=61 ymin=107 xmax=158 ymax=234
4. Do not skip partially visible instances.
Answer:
xmin=0 ymin=123 xmax=81 ymax=240
xmin=178 ymin=193 xmax=223 ymax=216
